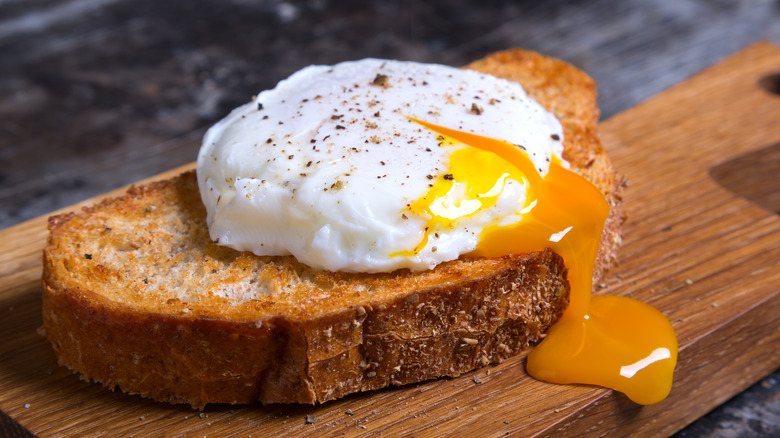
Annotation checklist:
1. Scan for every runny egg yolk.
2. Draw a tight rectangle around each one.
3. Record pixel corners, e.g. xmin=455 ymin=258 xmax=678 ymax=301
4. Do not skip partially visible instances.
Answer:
xmin=409 ymin=119 xmax=678 ymax=405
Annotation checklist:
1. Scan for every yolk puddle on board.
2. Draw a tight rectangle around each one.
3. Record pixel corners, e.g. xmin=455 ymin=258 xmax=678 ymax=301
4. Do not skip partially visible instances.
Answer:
xmin=409 ymin=119 xmax=678 ymax=405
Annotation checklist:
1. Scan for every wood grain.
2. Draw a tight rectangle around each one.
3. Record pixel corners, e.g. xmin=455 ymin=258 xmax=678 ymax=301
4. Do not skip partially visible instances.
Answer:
xmin=0 ymin=42 xmax=778 ymax=437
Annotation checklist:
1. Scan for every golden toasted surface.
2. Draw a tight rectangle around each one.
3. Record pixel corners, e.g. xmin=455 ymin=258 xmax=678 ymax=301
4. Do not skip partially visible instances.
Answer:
xmin=41 ymin=48 xmax=622 ymax=407
xmin=44 ymin=172 xmax=550 ymax=321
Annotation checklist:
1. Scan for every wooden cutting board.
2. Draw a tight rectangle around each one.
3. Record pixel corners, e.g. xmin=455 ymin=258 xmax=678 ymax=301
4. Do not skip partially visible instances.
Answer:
xmin=1 ymin=42 xmax=778 ymax=438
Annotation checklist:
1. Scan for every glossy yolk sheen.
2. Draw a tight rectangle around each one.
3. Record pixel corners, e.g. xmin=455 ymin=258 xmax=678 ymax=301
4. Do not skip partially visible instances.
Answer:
xmin=409 ymin=119 xmax=678 ymax=405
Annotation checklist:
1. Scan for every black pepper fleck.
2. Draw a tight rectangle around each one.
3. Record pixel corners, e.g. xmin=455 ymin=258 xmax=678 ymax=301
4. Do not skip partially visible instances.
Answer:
xmin=371 ymin=73 xmax=389 ymax=87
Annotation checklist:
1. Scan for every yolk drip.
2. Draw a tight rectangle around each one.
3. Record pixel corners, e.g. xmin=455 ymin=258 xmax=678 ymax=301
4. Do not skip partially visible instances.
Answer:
xmin=410 ymin=119 xmax=678 ymax=405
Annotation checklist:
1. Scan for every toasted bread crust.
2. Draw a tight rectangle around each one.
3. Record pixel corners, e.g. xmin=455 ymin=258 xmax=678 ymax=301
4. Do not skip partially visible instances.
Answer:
xmin=41 ymin=48 xmax=622 ymax=407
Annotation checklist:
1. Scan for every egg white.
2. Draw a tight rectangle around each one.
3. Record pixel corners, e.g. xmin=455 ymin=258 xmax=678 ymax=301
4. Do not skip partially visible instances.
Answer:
xmin=197 ymin=59 xmax=564 ymax=272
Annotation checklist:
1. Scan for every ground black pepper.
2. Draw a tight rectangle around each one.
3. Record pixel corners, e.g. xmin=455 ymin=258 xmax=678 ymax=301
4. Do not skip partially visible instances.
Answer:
xmin=371 ymin=73 xmax=389 ymax=87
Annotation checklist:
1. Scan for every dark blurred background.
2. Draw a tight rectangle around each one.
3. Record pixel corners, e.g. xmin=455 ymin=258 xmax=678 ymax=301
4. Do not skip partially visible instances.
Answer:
xmin=0 ymin=1 xmax=778 ymax=436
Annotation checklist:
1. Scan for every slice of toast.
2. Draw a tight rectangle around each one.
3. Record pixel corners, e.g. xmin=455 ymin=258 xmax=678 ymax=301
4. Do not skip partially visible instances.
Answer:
xmin=41 ymin=49 xmax=624 ymax=408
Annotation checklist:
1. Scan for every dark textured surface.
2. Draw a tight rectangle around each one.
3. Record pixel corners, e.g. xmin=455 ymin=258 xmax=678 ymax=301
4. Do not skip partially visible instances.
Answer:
xmin=1 ymin=0 xmax=779 ymax=436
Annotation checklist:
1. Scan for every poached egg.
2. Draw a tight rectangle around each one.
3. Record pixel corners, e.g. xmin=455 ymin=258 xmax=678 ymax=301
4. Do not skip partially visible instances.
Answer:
xmin=197 ymin=59 xmax=563 ymax=272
